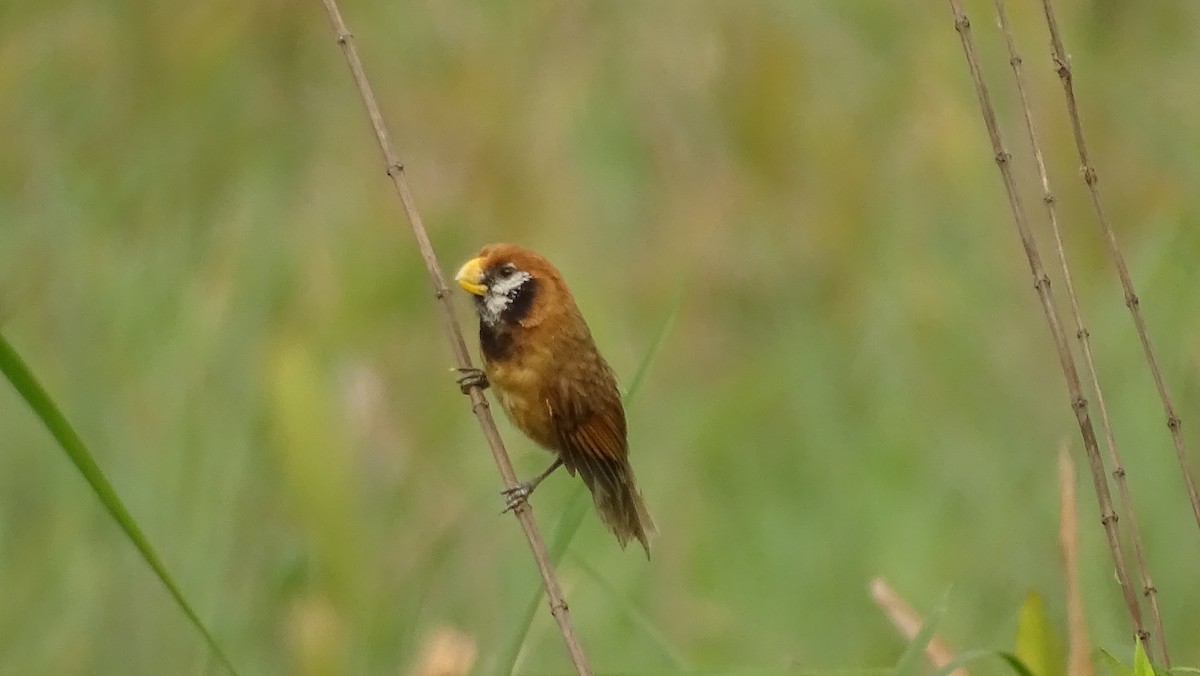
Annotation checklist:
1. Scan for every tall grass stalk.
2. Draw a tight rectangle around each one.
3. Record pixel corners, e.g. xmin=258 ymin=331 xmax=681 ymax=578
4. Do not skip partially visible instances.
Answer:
xmin=1039 ymin=0 xmax=1200 ymax=618
xmin=313 ymin=0 xmax=599 ymax=670
xmin=989 ymin=0 xmax=1169 ymax=661
xmin=0 ymin=334 xmax=241 ymax=676
xmin=943 ymin=0 xmax=1148 ymax=650
xmin=1037 ymin=0 xmax=1196 ymax=481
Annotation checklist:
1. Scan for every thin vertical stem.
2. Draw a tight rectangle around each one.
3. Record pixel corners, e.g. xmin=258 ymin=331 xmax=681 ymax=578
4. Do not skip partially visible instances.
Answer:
xmin=1038 ymin=0 xmax=1200 ymax=548
xmin=314 ymin=1 xmax=592 ymax=672
xmin=992 ymin=0 xmax=1168 ymax=664
xmin=943 ymin=0 xmax=1147 ymax=648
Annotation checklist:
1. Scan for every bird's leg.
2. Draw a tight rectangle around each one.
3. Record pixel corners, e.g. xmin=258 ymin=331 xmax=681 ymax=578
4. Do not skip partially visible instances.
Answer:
xmin=502 ymin=458 xmax=565 ymax=512
xmin=454 ymin=367 xmax=489 ymax=394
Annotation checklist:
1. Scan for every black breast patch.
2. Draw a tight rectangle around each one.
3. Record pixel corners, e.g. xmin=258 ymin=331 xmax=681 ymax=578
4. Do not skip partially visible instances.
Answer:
xmin=480 ymin=323 xmax=513 ymax=361
xmin=501 ymin=277 xmax=537 ymax=323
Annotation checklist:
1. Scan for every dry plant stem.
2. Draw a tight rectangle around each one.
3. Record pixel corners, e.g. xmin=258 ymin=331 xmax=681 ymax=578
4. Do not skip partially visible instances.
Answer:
xmin=315 ymin=1 xmax=592 ymax=673
xmin=992 ymin=0 xmax=1168 ymax=664
xmin=944 ymin=0 xmax=1148 ymax=648
xmin=869 ymin=578 xmax=967 ymax=676
xmin=1038 ymin=0 xmax=1200 ymax=543
xmin=1058 ymin=446 xmax=1095 ymax=676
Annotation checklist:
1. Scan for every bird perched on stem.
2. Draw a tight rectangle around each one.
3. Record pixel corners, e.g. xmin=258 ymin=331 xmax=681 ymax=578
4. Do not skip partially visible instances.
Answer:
xmin=454 ymin=243 xmax=656 ymax=557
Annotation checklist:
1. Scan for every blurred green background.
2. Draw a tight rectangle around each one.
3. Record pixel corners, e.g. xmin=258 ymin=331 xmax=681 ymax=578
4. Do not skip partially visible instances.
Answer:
xmin=2 ymin=0 xmax=1199 ymax=673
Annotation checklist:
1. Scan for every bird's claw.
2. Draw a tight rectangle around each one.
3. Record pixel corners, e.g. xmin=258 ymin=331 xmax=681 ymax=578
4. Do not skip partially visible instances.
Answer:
xmin=454 ymin=367 xmax=489 ymax=394
xmin=501 ymin=482 xmax=532 ymax=513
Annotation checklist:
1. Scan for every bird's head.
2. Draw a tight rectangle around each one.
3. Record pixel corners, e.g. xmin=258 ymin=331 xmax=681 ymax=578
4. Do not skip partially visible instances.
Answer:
xmin=454 ymin=243 xmax=569 ymax=327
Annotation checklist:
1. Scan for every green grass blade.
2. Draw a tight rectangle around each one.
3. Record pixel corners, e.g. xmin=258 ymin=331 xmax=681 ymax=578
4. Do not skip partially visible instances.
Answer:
xmin=401 ymin=517 xmax=466 ymax=661
xmin=496 ymin=488 xmax=589 ymax=675
xmin=933 ymin=649 xmax=1018 ymax=676
xmin=570 ymin=553 xmax=689 ymax=669
xmin=894 ymin=590 xmax=950 ymax=676
xmin=0 ymin=333 xmax=241 ymax=676
xmin=517 ymin=670 xmax=892 ymax=676
xmin=998 ymin=652 xmax=1040 ymax=676
xmin=623 ymin=288 xmax=685 ymax=407
xmin=496 ymin=588 xmax=546 ymax=676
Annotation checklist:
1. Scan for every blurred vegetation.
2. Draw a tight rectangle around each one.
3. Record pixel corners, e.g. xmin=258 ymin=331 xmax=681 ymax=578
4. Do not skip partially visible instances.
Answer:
xmin=2 ymin=0 xmax=1199 ymax=674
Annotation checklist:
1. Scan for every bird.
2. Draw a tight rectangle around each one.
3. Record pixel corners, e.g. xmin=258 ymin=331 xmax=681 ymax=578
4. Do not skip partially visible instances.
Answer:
xmin=453 ymin=243 xmax=656 ymax=557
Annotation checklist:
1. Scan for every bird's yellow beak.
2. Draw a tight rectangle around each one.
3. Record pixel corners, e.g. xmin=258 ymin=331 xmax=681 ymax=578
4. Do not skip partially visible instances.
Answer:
xmin=455 ymin=257 xmax=488 ymax=296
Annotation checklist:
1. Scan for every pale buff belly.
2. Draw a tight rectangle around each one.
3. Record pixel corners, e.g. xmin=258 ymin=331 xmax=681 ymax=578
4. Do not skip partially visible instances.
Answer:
xmin=485 ymin=357 xmax=559 ymax=452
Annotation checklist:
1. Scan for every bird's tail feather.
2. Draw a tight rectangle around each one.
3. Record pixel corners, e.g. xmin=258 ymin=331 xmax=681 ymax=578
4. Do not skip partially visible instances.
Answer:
xmin=583 ymin=459 xmax=657 ymax=558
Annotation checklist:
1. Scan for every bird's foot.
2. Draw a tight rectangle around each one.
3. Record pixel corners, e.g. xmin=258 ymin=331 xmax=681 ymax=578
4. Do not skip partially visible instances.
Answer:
xmin=454 ymin=367 xmax=489 ymax=394
xmin=501 ymin=481 xmax=533 ymax=513
xmin=500 ymin=459 xmax=562 ymax=513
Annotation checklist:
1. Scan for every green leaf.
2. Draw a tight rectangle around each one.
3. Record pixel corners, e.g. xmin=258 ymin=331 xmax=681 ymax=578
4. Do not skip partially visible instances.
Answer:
xmin=1097 ymin=648 xmax=1133 ymax=676
xmin=1014 ymin=591 xmax=1063 ymax=676
xmin=1133 ymin=638 xmax=1155 ymax=676
xmin=0 ymin=333 xmax=241 ymax=675
xmin=933 ymin=650 xmax=1038 ymax=676
xmin=933 ymin=649 xmax=1006 ymax=676
xmin=999 ymin=651 xmax=1041 ymax=676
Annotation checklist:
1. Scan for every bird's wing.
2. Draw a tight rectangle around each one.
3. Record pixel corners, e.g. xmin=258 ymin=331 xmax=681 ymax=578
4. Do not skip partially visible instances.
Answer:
xmin=549 ymin=393 xmax=654 ymax=553
xmin=547 ymin=394 xmax=628 ymax=491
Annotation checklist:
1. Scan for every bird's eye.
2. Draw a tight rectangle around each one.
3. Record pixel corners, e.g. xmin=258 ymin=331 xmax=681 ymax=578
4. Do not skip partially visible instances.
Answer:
xmin=500 ymin=263 xmax=518 ymax=277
